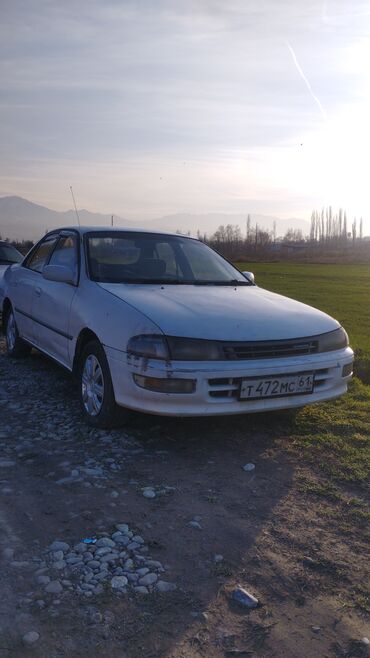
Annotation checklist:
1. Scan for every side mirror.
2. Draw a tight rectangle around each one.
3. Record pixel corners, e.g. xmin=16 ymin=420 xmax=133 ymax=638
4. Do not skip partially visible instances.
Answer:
xmin=42 ymin=264 xmax=77 ymax=286
xmin=242 ymin=271 xmax=255 ymax=284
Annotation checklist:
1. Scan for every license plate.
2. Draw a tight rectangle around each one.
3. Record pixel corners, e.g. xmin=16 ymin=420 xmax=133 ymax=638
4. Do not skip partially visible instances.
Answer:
xmin=239 ymin=373 xmax=314 ymax=400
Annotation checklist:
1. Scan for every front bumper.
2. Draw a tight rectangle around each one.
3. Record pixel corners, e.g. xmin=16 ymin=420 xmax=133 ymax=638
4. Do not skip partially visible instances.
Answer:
xmin=106 ymin=346 xmax=354 ymax=417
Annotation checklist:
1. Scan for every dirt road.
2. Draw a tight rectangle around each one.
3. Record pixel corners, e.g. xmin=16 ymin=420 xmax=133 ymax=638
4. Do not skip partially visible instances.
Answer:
xmin=0 ymin=338 xmax=368 ymax=658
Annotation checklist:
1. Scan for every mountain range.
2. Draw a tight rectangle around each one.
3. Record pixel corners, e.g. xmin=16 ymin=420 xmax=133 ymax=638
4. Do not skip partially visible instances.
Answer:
xmin=0 ymin=196 xmax=310 ymax=241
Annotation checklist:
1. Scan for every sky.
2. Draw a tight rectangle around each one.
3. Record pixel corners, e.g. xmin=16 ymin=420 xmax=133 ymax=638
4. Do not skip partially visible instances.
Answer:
xmin=1 ymin=0 xmax=370 ymax=230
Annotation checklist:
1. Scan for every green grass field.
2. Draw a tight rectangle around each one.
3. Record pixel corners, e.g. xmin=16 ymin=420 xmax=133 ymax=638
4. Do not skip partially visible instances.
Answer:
xmin=232 ymin=263 xmax=370 ymax=552
xmin=236 ymin=262 xmax=370 ymax=375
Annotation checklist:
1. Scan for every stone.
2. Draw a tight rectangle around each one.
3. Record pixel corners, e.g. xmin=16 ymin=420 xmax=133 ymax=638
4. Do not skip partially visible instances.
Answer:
xmin=66 ymin=556 xmax=83 ymax=565
xmin=53 ymin=560 xmax=66 ymax=570
xmin=124 ymin=559 xmax=134 ymax=570
xmin=83 ymin=467 xmax=104 ymax=477
xmin=0 ymin=459 xmax=16 ymax=467
xmin=115 ymin=524 xmax=130 ymax=533
xmin=51 ymin=550 xmax=64 ymax=561
xmin=115 ymin=536 xmax=130 ymax=546
xmin=96 ymin=537 xmax=115 ymax=548
xmin=146 ymin=560 xmax=163 ymax=570
xmin=49 ymin=541 xmax=70 ymax=552
xmin=137 ymin=567 xmax=150 ymax=576
xmin=86 ymin=560 xmax=100 ymax=569
xmin=74 ymin=542 xmax=88 ymax=553
xmin=96 ymin=546 xmax=113 ymax=556
xmin=100 ymin=553 xmax=118 ymax=563
xmin=156 ymin=580 xmax=177 ymax=593
xmin=23 ymin=631 xmax=40 ymax=645
xmin=36 ymin=600 xmax=46 ymax=609
xmin=214 ymin=554 xmax=224 ymax=563
xmin=232 ymin=586 xmax=258 ymax=608
xmin=111 ymin=576 xmax=128 ymax=589
xmin=132 ymin=535 xmax=144 ymax=544
xmin=143 ymin=489 xmax=156 ymax=499
xmin=139 ymin=573 xmax=157 ymax=587
xmin=45 ymin=580 xmax=63 ymax=594
xmin=36 ymin=575 xmax=51 ymax=586
xmin=189 ymin=521 xmax=202 ymax=530
xmin=134 ymin=586 xmax=149 ymax=594
xmin=243 ymin=463 xmax=255 ymax=472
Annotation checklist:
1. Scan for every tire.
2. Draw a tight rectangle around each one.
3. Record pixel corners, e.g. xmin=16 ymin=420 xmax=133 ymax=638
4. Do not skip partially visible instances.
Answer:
xmin=78 ymin=339 xmax=128 ymax=428
xmin=4 ymin=307 xmax=32 ymax=358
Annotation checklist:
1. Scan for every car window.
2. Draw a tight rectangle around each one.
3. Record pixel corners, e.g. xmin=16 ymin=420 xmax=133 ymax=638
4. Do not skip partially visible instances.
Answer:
xmin=49 ymin=235 xmax=78 ymax=269
xmin=178 ymin=239 xmax=237 ymax=281
xmin=26 ymin=236 xmax=58 ymax=273
xmin=86 ymin=232 xmax=249 ymax=284
xmin=154 ymin=242 xmax=180 ymax=277
xmin=0 ymin=244 xmax=23 ymax=264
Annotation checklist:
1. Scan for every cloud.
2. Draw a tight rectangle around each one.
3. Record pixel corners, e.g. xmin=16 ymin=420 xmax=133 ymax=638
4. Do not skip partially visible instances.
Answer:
xmin=1 ymin=0 xmax=370 ymax=228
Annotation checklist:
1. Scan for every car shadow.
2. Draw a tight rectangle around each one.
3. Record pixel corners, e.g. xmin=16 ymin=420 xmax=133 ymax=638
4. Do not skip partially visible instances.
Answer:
xmin=2 ymin=345 xmax=301 ymax=658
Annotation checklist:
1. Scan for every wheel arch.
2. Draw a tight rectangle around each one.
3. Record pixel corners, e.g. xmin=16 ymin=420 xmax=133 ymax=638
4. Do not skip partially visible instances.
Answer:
xmin=72 ymin=328 xmax=101 ymax=375
xmin=2 ymin=297 xmax=12 ymax=332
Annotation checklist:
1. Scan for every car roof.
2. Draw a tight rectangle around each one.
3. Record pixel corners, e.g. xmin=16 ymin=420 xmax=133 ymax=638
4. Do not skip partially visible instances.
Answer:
xmin=46 ymin=226 xmax=194 ymax=239
xmin=0 ymin=240 xmax=19 ymax=247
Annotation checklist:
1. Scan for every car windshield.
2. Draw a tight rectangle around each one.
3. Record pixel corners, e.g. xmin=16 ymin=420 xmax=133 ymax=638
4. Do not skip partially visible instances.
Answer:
xmin=0 ymin=244 xmax=23 ymax=264
xmin=86 ymin=232 xmax=250 ymax=285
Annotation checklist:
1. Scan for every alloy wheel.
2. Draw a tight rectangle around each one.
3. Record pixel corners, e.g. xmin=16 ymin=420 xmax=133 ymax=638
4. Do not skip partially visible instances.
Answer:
xmin=6 ymin=311 xmax=16 ymax=352
xmin=81 ymin=354 xmax=105 ymax=416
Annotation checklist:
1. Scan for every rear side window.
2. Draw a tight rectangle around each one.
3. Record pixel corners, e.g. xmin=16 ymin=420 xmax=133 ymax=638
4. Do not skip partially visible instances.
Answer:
xmin=49 ymin=235 xmax=78 ymax=269
xmin=26 ymin=236 xmax=58 ymax=273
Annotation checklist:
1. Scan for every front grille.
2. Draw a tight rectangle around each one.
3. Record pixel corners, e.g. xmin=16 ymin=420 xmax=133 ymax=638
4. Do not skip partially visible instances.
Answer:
xmin=222 ymin=338 xmax=318 ymax=360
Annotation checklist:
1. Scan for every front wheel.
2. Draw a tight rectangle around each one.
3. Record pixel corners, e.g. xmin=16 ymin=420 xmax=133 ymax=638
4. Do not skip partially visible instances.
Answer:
xmin=4 ymin=307 xmax=32 ymax=358
xmin=78 ymin=340 xmax=129 ymax=428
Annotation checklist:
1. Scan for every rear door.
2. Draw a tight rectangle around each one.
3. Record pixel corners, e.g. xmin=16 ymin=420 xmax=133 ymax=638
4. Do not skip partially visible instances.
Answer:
xmin=31 ymin=231 xmax=79 ymax=367
xmin=11 ymin=234 xmax=59 ymax=341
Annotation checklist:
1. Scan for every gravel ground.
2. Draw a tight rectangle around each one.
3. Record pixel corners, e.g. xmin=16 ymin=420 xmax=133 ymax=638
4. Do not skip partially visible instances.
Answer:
xmin=0 ymin=337 xmax=368 ymax=658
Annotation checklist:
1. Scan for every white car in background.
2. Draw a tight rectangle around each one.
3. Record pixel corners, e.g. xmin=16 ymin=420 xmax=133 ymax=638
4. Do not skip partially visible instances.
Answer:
xmin=0 ymin=241 xmax=23 ymax=313
xmin=1 ymin=227 xmax=353 ymax=427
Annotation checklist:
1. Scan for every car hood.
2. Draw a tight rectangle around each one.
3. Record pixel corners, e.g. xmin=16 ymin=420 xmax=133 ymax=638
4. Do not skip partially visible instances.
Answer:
xmin=98 ymin=283 xmax=340 ymax=341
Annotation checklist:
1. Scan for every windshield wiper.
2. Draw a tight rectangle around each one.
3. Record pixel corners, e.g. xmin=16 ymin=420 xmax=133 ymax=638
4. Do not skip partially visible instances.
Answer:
xmin=193 ymin=279 xmax=251 ymax=286
xmin=114 ymin=278 xmax=194 ymax=284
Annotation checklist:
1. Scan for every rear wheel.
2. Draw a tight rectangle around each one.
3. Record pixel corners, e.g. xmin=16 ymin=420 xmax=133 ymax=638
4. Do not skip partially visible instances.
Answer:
xmin=78 ymin=340 xmax=128 ymax=428
xmin=4 ymin=307 xmax=32 ymax=358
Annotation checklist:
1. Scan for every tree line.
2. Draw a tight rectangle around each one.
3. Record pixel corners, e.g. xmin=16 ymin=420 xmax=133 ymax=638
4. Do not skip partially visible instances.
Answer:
xmin=195 ymin=207 xmax=368 ymax=261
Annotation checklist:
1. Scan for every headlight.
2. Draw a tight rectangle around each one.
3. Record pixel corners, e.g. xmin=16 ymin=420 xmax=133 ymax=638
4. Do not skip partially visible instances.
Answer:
xmin=166 ymin=336 xmax=224 ymax=360
xmin=127 ymin=334 xmax=169 ymax=359
xmin=127 ymin=334 xmax=224 ymax=360
xmin=317 ymin=327 xmax=349 ymax=353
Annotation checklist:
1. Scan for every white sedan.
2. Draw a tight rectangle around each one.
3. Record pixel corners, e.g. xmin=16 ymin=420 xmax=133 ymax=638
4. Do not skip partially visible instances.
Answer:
xmin=1 ymin=226 xmax=353 ymax=427
xmin=0 ymin=241 xmax=23 ymax=309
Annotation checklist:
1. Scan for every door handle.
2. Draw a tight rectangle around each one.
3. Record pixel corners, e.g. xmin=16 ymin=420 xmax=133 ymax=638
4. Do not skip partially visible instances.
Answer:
xmin=35 ymin=287 xmax=42 ymax=297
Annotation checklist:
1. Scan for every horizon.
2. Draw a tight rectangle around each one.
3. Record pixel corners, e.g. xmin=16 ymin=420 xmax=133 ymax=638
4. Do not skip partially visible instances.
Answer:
xmin=1 ymin=2 xmax=370 ymax=231
xmin=0 ymin=194 xmax=313 ymax=241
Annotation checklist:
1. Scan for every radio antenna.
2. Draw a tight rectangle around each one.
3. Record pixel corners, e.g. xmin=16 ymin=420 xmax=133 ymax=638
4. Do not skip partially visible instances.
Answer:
xmin=69 ymin=185 xmax=81 ymax=226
